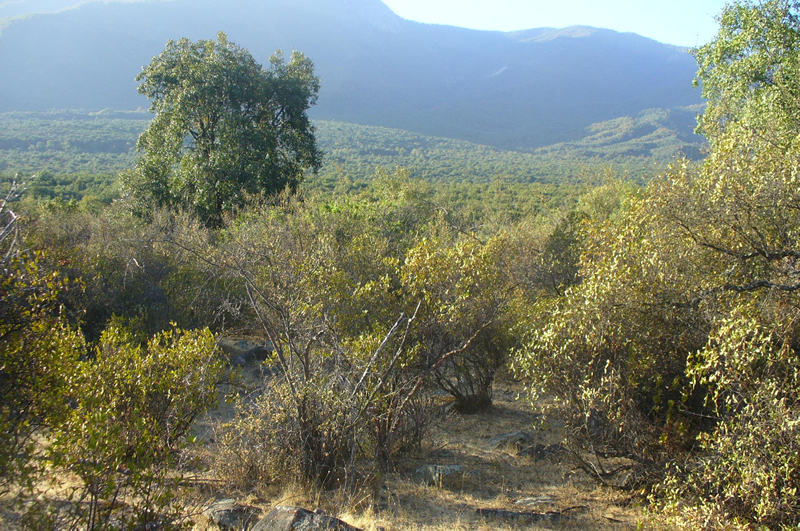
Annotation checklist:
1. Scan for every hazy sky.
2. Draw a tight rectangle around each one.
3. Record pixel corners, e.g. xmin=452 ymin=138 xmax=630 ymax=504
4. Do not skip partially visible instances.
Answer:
xmin=381 ymin=0 xmax=729 ymax=47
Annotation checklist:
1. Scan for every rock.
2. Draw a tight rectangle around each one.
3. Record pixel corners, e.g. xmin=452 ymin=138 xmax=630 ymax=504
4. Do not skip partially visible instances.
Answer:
xmin=517 ymin=443 xmax=565 ymax=460
xmin=476 ymin=508 xmax=565 ymax=523
xmin=412 ymin=464 xmax=466 ymax=488
xmin=218 ymin=338 xmax=274 ymax=367
xmin=202 ymin=499 xmax=262 ymax=530
xmin=487 ymin=431 xmax=533 ymax=451
xmin=513 ymin=495 xmax=557 ymax=507
xmin=250 ymin=506 xmax=361 ymax=531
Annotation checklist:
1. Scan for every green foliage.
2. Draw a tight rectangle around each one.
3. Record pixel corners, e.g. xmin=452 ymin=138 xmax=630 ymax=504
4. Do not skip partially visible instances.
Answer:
xmin=0 ymin=183 xmax=85 ymax=493
xmin=206 ymin=175 xmax=526 ymax=490
xmin=210 ymin=190 xmax=415 ymax=486
xmin=401 ymin=232 xmax=515 ymax=413
xmin=0 ymin=109 xmax=698 ymax=205
xmin=679 ymin=17 xmax=800 ymax=526
xmin=50 ymin=325 xmax=223 ymax=530
xmin=124 ymin=33 xmax=321 ymax=227
xmin=514 ymin=4 xmax=800 ymax=527
xmin=515 ymin=179 xmax=709 ymax=485
xmin=20 ymin=201 xmax=239 ymax=341
xmin=2 ymin=185 xmax=226 ymax=526
xmin=667 ymin=312 xmax=800 ymax=528
xmin=0 ymin=311 xmax=84 ymax=495
xmin=694 ymin=0 xmax=800 ymax=144
xmin=312 ymin=114 xmax=700 ymax=190
xmin=647 ymin=135 xmax=800 ymax=526
xmin=0 ymin=110 xmax=147 ymax=180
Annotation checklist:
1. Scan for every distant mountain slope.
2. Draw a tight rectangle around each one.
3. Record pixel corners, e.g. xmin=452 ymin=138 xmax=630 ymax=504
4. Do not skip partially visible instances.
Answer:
xmin=0 ymin=108 xmax=705 ymax=190
xmin=536 ymin=105 xmax=705 ymax=161
xmin=0 ymin=0 xmax=703 ymax=150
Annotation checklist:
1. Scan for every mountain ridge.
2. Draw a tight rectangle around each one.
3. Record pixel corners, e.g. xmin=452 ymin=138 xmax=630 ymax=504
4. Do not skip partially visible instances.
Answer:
xmin=0 ymin=0 xmax=704 ymax=150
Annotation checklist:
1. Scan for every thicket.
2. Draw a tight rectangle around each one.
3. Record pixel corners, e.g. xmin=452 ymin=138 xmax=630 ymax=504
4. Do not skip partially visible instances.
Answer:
xmin=2 ymin=161 xmax=580 ymax=525
xmin=156 ymin=173 xmax=546 ymax=491
xmin=514 ymin=1 xmax=800 ymax=528
xmin=5 ymin=3 xmax=800 ymax=528
xmin=1 ymin=182 xmax=227 ymax=528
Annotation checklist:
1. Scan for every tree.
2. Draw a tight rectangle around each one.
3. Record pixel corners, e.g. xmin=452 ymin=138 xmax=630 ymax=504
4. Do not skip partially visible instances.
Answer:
xmin=515 ymin=2 xmax=800 ymax=526
xmin=694 ymin=0 xmax=800 ymax=144
xmin=123 ymin=33 xmax=321 ymax=227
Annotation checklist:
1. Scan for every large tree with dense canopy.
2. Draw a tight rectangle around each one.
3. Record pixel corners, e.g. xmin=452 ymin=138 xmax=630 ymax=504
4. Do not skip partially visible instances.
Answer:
xmin=124 ymin=32 xmax=321 ymax=227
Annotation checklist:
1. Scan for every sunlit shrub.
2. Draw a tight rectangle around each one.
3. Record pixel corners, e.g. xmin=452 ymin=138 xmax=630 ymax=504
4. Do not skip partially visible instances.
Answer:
xmin=49 ymin=325 xmax=224 ymax=530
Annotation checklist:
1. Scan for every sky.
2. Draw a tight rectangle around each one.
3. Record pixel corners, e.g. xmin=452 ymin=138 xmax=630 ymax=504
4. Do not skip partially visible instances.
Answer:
xmin=380 ymin=0 xmax=729 ymax=47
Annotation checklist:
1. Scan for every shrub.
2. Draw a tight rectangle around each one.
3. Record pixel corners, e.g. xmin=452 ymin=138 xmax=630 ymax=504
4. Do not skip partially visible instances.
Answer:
xmin=0 ymin=183 xmax=84 ymax=493
xmin=658 ymin=310 xmax=800 ymax=528
xmin=210 ymin=192 xmax=507 ymax=491
xmin=21 ymin=202 xmax=238 ymax=341
xmin=49 ymin=325 xmax=224 ymax=530
xmin=401 ymin=234 xmax=515 ymax=413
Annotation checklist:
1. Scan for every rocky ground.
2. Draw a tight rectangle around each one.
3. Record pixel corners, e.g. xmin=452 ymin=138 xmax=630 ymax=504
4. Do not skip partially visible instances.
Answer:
xmin=192 ymin=365 xmax=672 ymax=531
xmin=0 ymin=342 xmax=671 ymax=530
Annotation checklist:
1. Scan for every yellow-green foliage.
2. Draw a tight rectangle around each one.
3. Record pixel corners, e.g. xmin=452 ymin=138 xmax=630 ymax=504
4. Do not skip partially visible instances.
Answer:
xmin=2 ymin=187 xmax=226 ymax=527
xmin=516 ymin=3 xmax=800 ymax=526
xmin=401 ymin=232 xmax=515 ymax=412
xmin=0 ymin=184 xmax=85 ymax=493
xmin=210 ymin=179 xmax=524 ymax=490
xmin=660 ymin=312 xmax=800 ymax=528
xmin=515 ymin=178 xmax=708 ymax=473
xmin=50 ymin=325 xmax=224 ymax=530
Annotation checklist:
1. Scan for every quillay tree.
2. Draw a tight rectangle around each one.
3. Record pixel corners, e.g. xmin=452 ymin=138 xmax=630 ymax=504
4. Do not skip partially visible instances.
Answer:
xmin=124 ymin=32 xmax=321 ymax=227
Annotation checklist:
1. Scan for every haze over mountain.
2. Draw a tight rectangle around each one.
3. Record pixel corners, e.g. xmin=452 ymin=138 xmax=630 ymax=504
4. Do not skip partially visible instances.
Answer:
xmin=0 ymin=0 xmax=704 ymax=150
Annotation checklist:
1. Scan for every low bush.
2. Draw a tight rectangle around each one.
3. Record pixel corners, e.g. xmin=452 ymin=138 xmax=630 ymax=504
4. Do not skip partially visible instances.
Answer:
xmin=47 ymin=325 xmax=225 ymax=530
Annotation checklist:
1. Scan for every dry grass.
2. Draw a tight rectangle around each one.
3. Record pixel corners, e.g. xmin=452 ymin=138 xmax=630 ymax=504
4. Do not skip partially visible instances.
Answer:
xmin=192 ymin=370 xmax=675 ymax=530
xmin=329 ymin=379 xmax=668 ymax=531
xmin=2 ymin=367 xmax=675 ymax=530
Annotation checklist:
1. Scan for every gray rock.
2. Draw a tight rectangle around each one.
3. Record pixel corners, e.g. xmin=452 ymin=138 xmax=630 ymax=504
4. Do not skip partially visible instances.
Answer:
xmin=513 ymin=495 xmax=557 ymax=507
xmin=412 ymin=464 xmax=466 ymax=488
xmin=250 ymin=506 xmax=361 ymax=531
xmin=203 ymin=499 xmax=262 ymax=530
xmin=218 ymin=338 xmax=274 ymax=367
xmin=476 ymin=508 xmax=565 ymax=523
xmin=487 ymin=431 xmax=533 ymax=451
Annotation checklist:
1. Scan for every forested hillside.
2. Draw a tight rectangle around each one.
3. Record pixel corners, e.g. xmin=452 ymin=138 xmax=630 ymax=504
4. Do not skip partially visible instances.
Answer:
xmin=6 ymin=1 xmax=800 ymax=530
xmin=0 ymin=0 xmax=702 ymax=150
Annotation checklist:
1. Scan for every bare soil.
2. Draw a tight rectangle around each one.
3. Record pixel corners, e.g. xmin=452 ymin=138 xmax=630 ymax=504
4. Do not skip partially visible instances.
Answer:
xmin=193 ymin=369 xmax=673 ymax=531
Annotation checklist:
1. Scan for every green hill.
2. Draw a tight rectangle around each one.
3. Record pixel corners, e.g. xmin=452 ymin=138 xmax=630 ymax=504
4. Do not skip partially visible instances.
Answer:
xmin=0 ymin=0 xmax=703 ymax=151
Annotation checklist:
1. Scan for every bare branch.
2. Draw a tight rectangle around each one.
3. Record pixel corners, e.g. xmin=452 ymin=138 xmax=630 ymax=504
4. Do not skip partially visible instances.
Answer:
xmin=389 ymin=319 xmax=493 ymax=436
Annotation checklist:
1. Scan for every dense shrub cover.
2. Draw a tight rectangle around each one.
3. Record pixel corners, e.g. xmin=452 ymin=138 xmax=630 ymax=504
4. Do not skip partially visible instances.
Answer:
xmin=7 ymin=4 xmax=800 ymax=527
xmin=516 ymin=2 xmax=800 ymax=527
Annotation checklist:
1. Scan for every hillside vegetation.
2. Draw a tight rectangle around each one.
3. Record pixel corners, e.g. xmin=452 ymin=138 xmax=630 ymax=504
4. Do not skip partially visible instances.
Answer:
xmin=0 ymin=105 xmax=704 ymax=204
xmin=5 ymin=1 xmax=800 ymax=530
xmin=0 ymin=0 xmax=701 ymax=150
